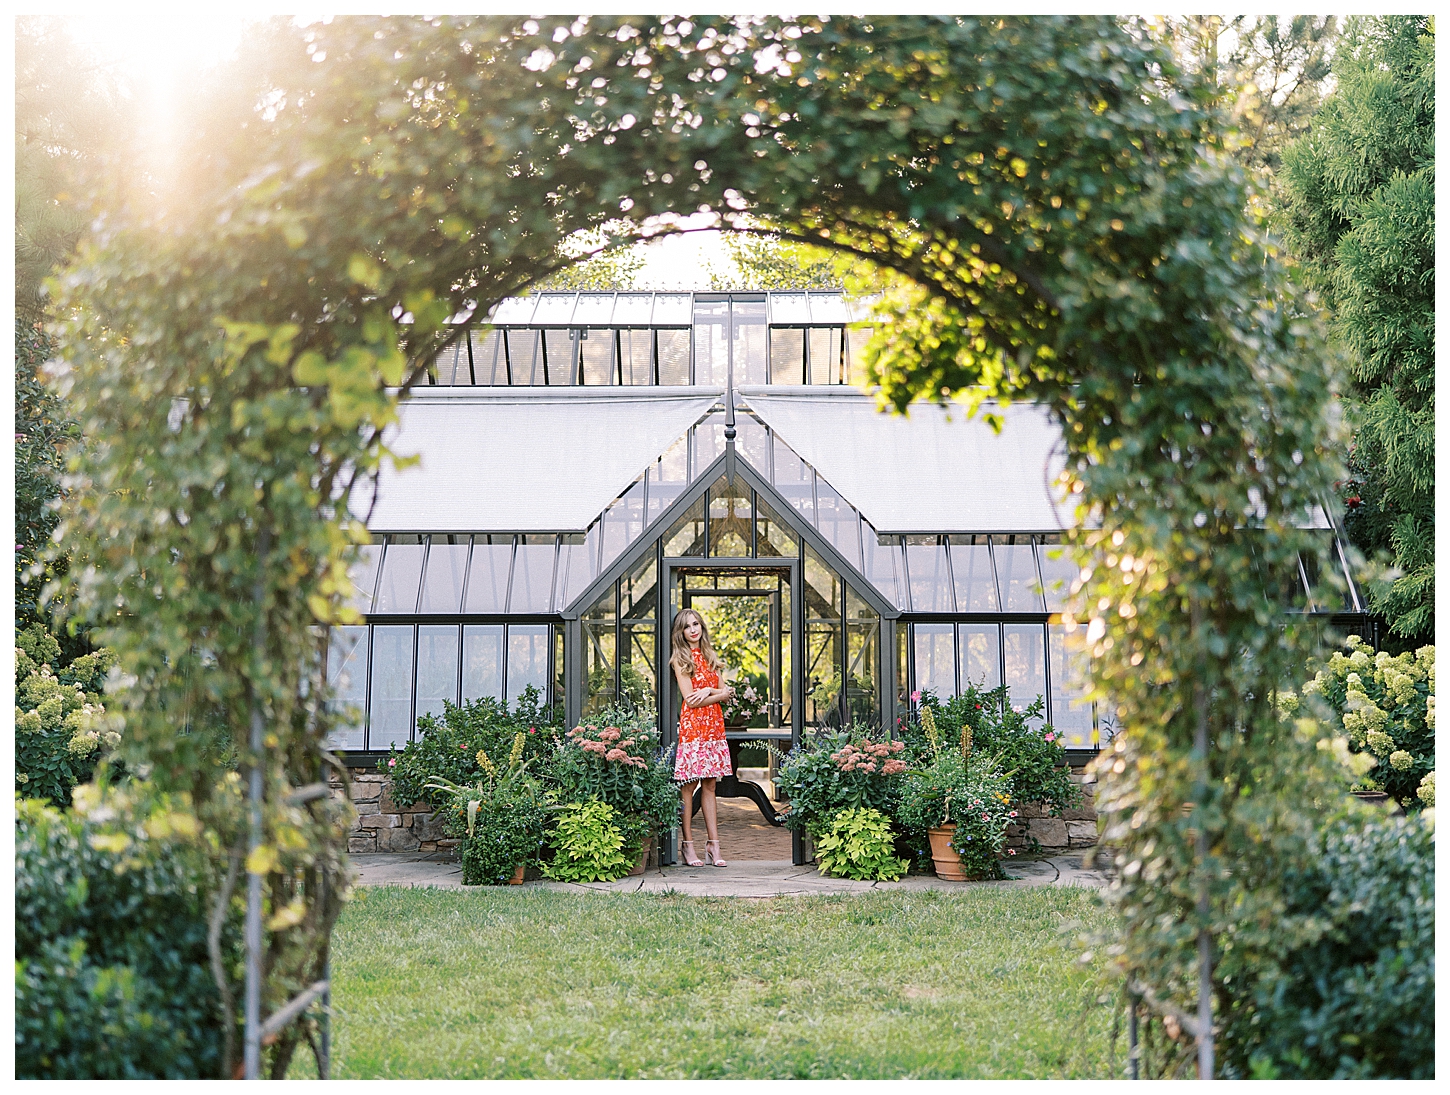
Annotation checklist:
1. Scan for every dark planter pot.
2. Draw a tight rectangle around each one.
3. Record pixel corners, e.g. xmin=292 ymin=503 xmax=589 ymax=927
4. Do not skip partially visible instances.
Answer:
xmin=1351 ymin=790 xmax=1404 ymax=815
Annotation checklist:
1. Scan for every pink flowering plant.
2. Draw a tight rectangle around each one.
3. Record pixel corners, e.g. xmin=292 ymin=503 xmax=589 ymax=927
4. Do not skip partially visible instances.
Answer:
xmin=773 ymin=730 xmax=909 ymax=840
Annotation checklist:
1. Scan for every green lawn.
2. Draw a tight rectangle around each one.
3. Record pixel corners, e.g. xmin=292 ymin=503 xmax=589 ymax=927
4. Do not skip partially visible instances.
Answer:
xmin=308 ymin=885 xmax=1116 ymax=1079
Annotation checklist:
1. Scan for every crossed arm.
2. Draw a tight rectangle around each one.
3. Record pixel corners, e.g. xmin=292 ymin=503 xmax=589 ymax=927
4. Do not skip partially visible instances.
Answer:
xmin=674 ymin=664 xmax=734 ymax=708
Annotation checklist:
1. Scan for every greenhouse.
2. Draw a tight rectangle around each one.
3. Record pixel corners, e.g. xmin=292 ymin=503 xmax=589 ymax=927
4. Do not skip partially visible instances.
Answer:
xmin=325 ymin=290 xmax=1371 ymax=779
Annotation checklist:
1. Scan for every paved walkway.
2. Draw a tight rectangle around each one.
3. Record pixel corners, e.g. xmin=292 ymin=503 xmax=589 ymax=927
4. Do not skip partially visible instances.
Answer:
xmin=351 ymin=852 xmax=1109 ymax=897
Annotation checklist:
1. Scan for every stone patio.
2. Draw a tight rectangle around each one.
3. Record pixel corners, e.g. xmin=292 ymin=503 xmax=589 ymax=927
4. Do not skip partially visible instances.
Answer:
xmin=350 ymin=850 xmax=1109 ymax=897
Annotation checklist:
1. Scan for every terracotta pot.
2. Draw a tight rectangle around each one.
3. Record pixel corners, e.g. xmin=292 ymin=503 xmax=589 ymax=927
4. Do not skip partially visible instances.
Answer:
xmin=508 ymin=864 xmax=525 ymax=885
xmin=928 ymin=825 xmax=968 ymax=881
xmin=627 ymin=835 xmax=656 ymax=877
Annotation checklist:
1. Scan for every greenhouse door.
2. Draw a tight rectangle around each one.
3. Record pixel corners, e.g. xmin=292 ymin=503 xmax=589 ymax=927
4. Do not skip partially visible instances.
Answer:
xmin=662 ymin=560 xmax=803 ymax=856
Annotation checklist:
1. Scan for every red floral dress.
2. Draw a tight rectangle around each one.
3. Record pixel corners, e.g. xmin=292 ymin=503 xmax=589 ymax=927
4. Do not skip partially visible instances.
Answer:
xmin=674 ymin=648 xmax=733 ymax=782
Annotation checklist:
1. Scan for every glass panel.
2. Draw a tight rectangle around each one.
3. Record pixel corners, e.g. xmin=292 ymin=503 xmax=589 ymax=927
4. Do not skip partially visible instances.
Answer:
xmin=490 ymin=296 xmax=537 ymax=324
xmin=1003 ymin=623 xmax=1047 ymax=728
xmin=692 ymin=298 xmax=730 ymax=386
xmin=504 ymin=328 xmax=544 ymax=384
xmin=583 ymin=588 xmax=617 ymax=717
xmin=994 ymin=535 xmax=1045 ymax=612
xmin=732 ymin=298 xmax=769 ymax=386
xmin=755 ymin=494 xmax=798 ymax=559
xmin=809 ymin=293 xmax=849 ymax=324
xmin=814 ymin=477 xmax=862 ymax=571
xmin=505 ymin=624 xmax=551 ymax=707
xmin=958 ymin=623 xmax=1002 ymax=691
xmin=1037 ymin=536 xmax=1081 ymax=614
xmin=554 ymin=626 xmax=566 ymax=715
xmin=462 ymin=624 xmax=504 ymax=702
xmin=803 ymin=545 xmax=843 ymax=728
xmin=374 ymin=535 xmax=424 ymax=614
xmin=769 ymin=327 xmax=806 ymax=385
xmin=735 ymin=411 xmax=771 ymax=478
xmin=470 ymin=327 xmax=503 ymax=384
xmin=510 ymin=534 xmax=557 ymax=613
xmin=530 ymin=292 xmax=578 ymax=325
xmin=619 ymin=328 xmax=654 ymax=385
xmin=663 ymin=495 xmax=706 ymax=556
xmin=579 ymin=328 xmax=616 ymax=384
xmin=707 ymin=475 xmax=752 ymax=557
xmin=543 ymin=329 xmax=577 ymax=385
xmin=431 ymin=339 xmax=466 ymax=385
xmin=646 ymin=434 xmax=690 ymax=525
xmin=1301 ymin=531 xmax=1351 ymax=612
xmin=368 ymin=624 xmax=415 ymax=749
xmin=415 ymin=624 xmax=460 ymax=723
xmin=845 ymin=585 xmax=880 ymax=729
xmin=617 ymin=556 xmax=658 ymax=710
xmin=905 ymin=535 xmax=953 ymax=613
xmin=808 ymin=327 xmax=844 ymax=384
xmin=656 ymin=328 xmax=692 ymax=385
xmin=652 ymin=293 xmax=694 ymax=326
xmin=556 ymin=528 xmax=599 ymax=613
xmin=463 ymin=535 xmax=513 ymax=614
xmin=346 ymin=540 xmax=382 ymax=614
xmin=612 ymin=293 xmax=654 ymax=326
xmin=862 ymin=527 xmax=903 ymax=610
xmin=600 ymin=478 xmax=646 ymax=573
xmin=895 ymin=620 xmax=909 ymax=714
xmin=1048 ymin=625 xmax=1095 ymax=748
xmin=913 ymin=623 xmax=956 ymax=700
xmin=691 ymin=410 xmax=727 ymax=473
xmin=418 ymin=535 xmax=469 ymax=614
xmin=768 ymin=292 xmax=812 ymax=324
xmin=845 ymin=327 xmax=874 ymax=386
xmin=323 ymin=626 xmax=367 ymax=750
xmin=771 ymin=435 xmax=815 ymax=525
xmin=949 ymin=535 xmax=999 ymax=611
xmin=573 ymin=294 xmax=615 ymax=326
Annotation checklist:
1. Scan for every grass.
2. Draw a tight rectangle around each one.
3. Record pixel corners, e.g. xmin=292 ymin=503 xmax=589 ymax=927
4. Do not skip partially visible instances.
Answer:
xmin=300 ymin=884 xmax=1117 ymax=1079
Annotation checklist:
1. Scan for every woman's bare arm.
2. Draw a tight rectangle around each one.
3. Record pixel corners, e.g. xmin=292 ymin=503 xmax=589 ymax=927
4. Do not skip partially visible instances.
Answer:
xmin=675 ymin=664 xmax=707 ymax=707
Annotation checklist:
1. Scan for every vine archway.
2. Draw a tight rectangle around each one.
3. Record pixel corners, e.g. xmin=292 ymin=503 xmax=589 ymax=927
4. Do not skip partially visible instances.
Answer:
xmin=54 ymin=15 xmax=1341 ymax=1077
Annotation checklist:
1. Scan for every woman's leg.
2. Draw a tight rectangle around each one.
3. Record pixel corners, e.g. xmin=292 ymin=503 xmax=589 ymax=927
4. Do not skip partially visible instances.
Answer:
xmin=680 ymin=781 xmax=697 ymax=846
xmin=700 ymin=777 xmax=719 ymax=844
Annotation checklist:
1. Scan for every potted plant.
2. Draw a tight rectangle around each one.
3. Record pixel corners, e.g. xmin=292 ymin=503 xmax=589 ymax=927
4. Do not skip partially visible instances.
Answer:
xmin=897 ymin=704 xmax=1016 ymax=880
xmin=773 ymin=730 xmax=908 ymax=852
xmin=427 ymin=732 xmax=549 ymax=885
xmin=722 ymin=672 xmax=769 ymax=728
xmin=545 ymin=705 xmax=677 ymax=873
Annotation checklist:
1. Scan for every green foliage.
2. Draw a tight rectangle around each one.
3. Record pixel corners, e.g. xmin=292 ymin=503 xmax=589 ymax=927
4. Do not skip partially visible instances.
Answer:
xmin=427 ymin=737 xmax=552 ymax=886
xmin=383 ymin=687 xmax=559 ymax=809
xmin=15 ymin=794 xmax=238 ymax=1079
xmin=1295 ymin=637 xmax=1434 ymax=806
xmin=548 ymin=707 xmax=679 ymax=841
xmin=1214 ymin=809 xmax=1434 ymax=1079
xmin=812 ymin=806 xmax=908 ymax=881
xmin=897 ymin=751 xmax=1015 ymax=880
xmin=15 ymin=623 xmax=119 ymax=804
xmin=774 ymin=731 xmax=908 ymax=837
xmin=543 ymin=800 xmax=635 ymax=883
xmin=1275 ymin=16 xmax=1435 ymax=644
xmin=909 ymin=687 xmax=1078 ymax=814
xmin=534 ymin=230 xmax=647 ymax=291
xmin=710 ymin=231 xmax=900 ymax=296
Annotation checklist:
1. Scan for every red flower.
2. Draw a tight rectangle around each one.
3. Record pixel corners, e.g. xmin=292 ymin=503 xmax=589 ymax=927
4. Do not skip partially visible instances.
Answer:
xmin=1346 ymin=495 xmax=1363 ymax=509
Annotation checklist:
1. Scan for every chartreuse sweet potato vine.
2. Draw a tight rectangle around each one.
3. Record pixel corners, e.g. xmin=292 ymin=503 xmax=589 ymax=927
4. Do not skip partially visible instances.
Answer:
xmin=50 ymin=15 xmax=1343 ymax=1077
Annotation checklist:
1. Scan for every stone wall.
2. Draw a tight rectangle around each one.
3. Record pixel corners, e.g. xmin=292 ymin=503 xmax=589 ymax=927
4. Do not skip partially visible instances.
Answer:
xmin=332 ymin=767 xmax=456 ymax=855
xmin=1004 ymin=767 xmax=1099 ymax=852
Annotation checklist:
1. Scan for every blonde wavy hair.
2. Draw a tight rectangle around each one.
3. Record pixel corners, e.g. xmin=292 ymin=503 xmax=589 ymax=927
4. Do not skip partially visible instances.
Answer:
xmin=669 ymin=608 xmax=725 ymax=677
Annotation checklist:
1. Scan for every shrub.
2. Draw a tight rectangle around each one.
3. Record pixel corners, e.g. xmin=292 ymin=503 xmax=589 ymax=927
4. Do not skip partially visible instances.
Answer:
xmin=15 ymin=624 xmax=119 ymax=805
xmin=774 ymin=729 xmax=908 ymax=837
xmin=543 ymin=800 xmax=635 ymax=883
xmin=1216 ymin=808 xmax=1435 ymax=1079
xmin=428 ymin=732 xmax=550 ymax=885
xmin=1296 ymin=637 xmax=1435 ymax=807
xmin=905 ymin=686 xmax=1078 ymax=814
xmin=547 ymin=706 xmax=678 ymax=849
xmin=381 ymin=686 xmax=560 ymax=809
xmin=813 ymin=806 xmax=908 ymax=881
xmin=15 ymin=793 xmax=237 ymax=1079
xmin=897 ymin=749 xmax=1016 ymax=880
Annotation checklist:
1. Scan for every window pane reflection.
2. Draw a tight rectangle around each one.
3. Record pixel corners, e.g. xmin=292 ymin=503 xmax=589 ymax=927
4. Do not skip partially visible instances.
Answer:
xmin=506 ymin=624 xmax=551 ymax=706
xmin=504 ymin=329 xmax=543 ymax=384
xmin=1004 ymin=623 xmax=1047 ymax=727
xmin=463 ymin=535 xmax=512 ymax=614
xmin=583 ymin=589 xmax=617 ymax=716
xmin=419 ymin=535 xmax=469 ymax=614
xmin=845 ymin=584 xmax=879 ymax=728
xmin=1048 ymin=625 xmax=1095 ymax=747
xmin=620 ymin=328 xmax=653 ymax=385
xmin=913 ymin=623 xmax=956 ymax=699
xmin=415 ymin=624 xmax=460 ymax=723
xmin=906 ymin=536 xmax=953 ymax=612
xmin=600 ymin=479 xmax=646 ymax=573
xmin=470 ymin=328 xmax=503 ymax=384
xmin=770 ymin=328 xmax=805 ymax=384
xmin=958 ymin=623 xmax=1002 ymax=691
xmin=510 ymin=535 xmax=557 ymax=613
xmin=994 ymin=536 xmax=1045 ymax=612
xmin=657 ymin=329 xmax=692 ymax=385
xmin=948 ymin=535 xmax=998 ymax=611
xmin=663 ymin=496 xmax=706 ymax=556
xmin=1037 ymin=537 xmax=1080 ymax=613
xmin=814 ymin=478 xmax=861 ymax=570
xmin=755 ymin=494 xmax=798 ymax=559
xmin=579 ymin=329 xmax=615 ymax=384
xmin=693 ymin=299 xmax=730 ymax=386
xmin=862 ymin=528 xmax=903 ymax=610
xmin=556 ymin=530 xmax=599 ymax=614
xmin=324 ymin=626 xmax=367 ymax=750
xmin=707 ymin=475 xmax=751 ymax=557
xmin=369 ymin=624 xmax=414 ymax=748
xmin=646 ymin=435 xmax=690 ymax=525
xmin=732 ymin=298 xmax=769 ymax=386
xmin=374 ymin=536 xmax=424 ymax=614
xmin=347 ymin=541 xmax=382 ymax=613
xmin=462 ymin=624 xmax=504 ymax=702
xmin=771 ymin=436 xmax=815 ymax=525
xmin=544 ymin=330 xmax=576 ymax=385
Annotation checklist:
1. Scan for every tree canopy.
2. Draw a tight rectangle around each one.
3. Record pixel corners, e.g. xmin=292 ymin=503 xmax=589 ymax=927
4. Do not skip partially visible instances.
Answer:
xmin=48 ymin=15 xmax=1348 ymax=1075
xmin=1275 ymin=15 xmax=1435 ymax=645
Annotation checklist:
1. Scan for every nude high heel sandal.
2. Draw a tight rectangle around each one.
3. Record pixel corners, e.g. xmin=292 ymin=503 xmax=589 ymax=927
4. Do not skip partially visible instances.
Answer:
xmin=680 ymin=840 xmax=704 ymax=867
xmin=705 ymin=840 xmax=728 ymax=867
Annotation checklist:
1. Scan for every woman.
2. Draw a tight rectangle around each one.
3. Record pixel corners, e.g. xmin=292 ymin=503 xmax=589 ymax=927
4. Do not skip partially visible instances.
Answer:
xmin=670 ymin=608 xmax=734 ymax=867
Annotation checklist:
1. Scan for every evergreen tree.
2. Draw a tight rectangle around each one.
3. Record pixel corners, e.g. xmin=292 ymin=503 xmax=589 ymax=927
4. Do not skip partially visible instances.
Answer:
xmin=1275 ymin=16 xmax=1434 ymax=645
